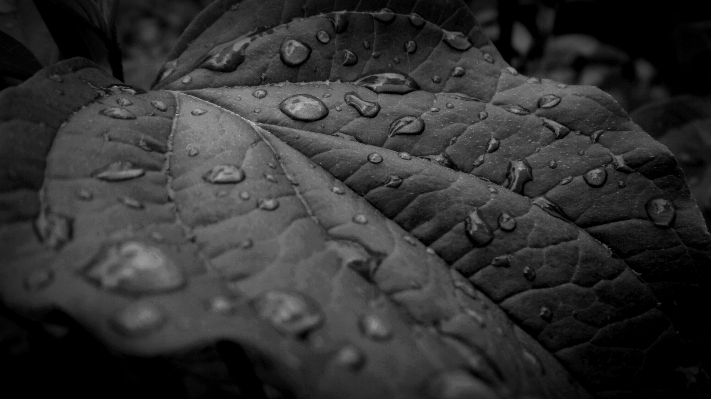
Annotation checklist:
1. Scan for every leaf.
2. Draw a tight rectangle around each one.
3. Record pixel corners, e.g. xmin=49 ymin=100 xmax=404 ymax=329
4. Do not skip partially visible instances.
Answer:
xmin=1 ymin=1 xmax=710 ymax=398
xmin=0 ymin=30 xmax=43 ymax=80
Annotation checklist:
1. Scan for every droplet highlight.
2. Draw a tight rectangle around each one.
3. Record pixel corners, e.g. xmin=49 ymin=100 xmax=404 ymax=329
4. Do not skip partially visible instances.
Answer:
xmin=368 ymin=153 xmax=383 ymax=164
xmin=404 ymin=40 xmax=417 ymax=53
xmin=359 ymin=314 xmax=392 ymax=340
xmin=452 ymin=66 xmax=465 ymax=77
xmin=111 ymin=302 xmax=166 ymax=337
xmin=384 ymin=174 xmax=403 ymax=188
xmin=541 ymin=117 xmax=570 ymax=139
xmin=316 ymin=30 xmax=331 ymax=44
xmin=341 ymin=50 xmax=358 ymax=66
xmin=203 ymin=164 xmax=245 ymax=184
xmin=498 ymin=212 xmax=516 ymax=232
xmin=373 ymin=8 xmax=396 ymax=23
xmin=258 ymin=198 xmax=280 ymax=211
xmin=486 ymin=137 xmax=500 ymax=153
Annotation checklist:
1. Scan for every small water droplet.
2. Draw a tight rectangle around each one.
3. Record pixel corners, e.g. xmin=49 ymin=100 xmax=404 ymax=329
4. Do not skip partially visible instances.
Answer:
xmin=344 ymin=92 xmax=380 ymax=117
xmin=486 ymin=137 xmax=500 ymax=153
xmin=583 ymin=167 xmax=607 ymax=187
xmin=49 ymin=74 xmax=62 ymax=83
xmin=611 ymin=153 xmax=634 ymax=173
xmin=181 ymin=76 xmax=192 ymax=84
xmin=76 ymin=188 xmax=93 ymax=201
xmin=367 ymin=153 xmax=383 ymax=164
xmin=645 ymin=196 xmax=676 ymax=227
xmin=111 ymin=302 xmax=166 ymax=337
xmin=522 ymin=266 xmax=536 ymax=281
xmin=577 ymin=149 xmax=586 ymax=156
xmin=498 ymin=212 xmax=516 ymax=231
xmin=264 ymin=174 xmax=277 ymax=183
xmin=258 ymin=198 xmax=280 ymax=211
xmin=116 ymin=98 xmax=132 ymax=107
xmin=328 ymin=13 xmax=349 ymax=33
xmin=473 ymin=154 xmax=485 ymax=168
xmin=356 ymin=72 xmax=420 ymax=94
xmin=532 ymin=196 xmax=569 ymax=222
xmin=240 ymin=238 xmax=254 ymax=249
xmin=252 ymin=89 xmax=267 ymax=99
xmin=373 ymin=8 xmax=396 ymax=23
xmin=541 ymin=117 xmax=570 ymax=139
xmin=464 ymin=208 xmax=494 ymax=247
xmin=361 ymin=40 xmax=370 ymax=50
xmin=92 ymin=161 xmax=145 ymax=181
xmin=409 ymin=12 xmax=426 ymax=27
xmin=254 ymin=290 xmax=323 ymax=336
xmin=191 ymin=108 xmax=207 ymax=116
xmin=506 ymin=66 xmax=518 ymax=75
xmin=316 ymin=30 xmax=331 ymax=44
xmin=404 ymin=40 xmax=417 ymax=53
xmin=527 ymin=76 xmax=541 ymax=84
xmin=482 ymin=53 xmax=494 ymax=63
xmin=239 ymin=191 xmax=251 ymax=200
xmin=392 ymin=57 xmax=401 ymax=65
xmin=488 ymin=186 xmax=498 ymax=194
xmin=341 ymin=49 xmax=358 ymax=66
xmin=505 ymin=159 xmax=533 ymax=194
xmin=384 ymin=174 xmax=403 ymax=188
xmin=491 ymin=254 xmax=510 ymax=267
xmin=618 ymin=180 xmax=626 ymax=188
xmin=151 ymin=100 xmax=167 ymax=112
xmin=332 ymin=186 xmax=345 ymax=194
xmin=539 ymin=306 xmax=552 ymax=321
xmin=446 ymin=103 xmax=454 ymax=109
xmin=24 ymin=268 xmax=54 ymax=291
xmin=280 ymin=39 xmax=312 ymax=67
xmin=99 ymin=107 xmax=137 ymax=120
xmin=188 ymin=147 xmax=199 ymax=157
xmin=452 ymin=66 xmax=465 ymax=77
xmin=334 ymin=105 xmax=343 ymax=112
xmin=372 ymin=51 xmax=381 ymax=58
xmin=403 ymin=235 xmax=418 ymax=246
xmin=478 ymin=111 xmax=488 ymax=121
xmin=359 ymin=314 xmax=392 ymax=340
xmin=560 ymin=176 xmax=573 ymax=185
xmin=442 ymin=30 xmax=472 ymax=51
xmin=426 ymin=247 xmax=436 ymax=255
xmin=398 ymin=152 xmax=412 ymax=160
xmin=501 ymin=104 xmax=530 ymax=115
xmin=335 ymin=345 xmax=365 ymax=370
xmin=538 ymin=94 xmax=561 ymax=108
xmin=548 ymin=159 xmax=557 ymax=169
xmin=430 ymin=107 xmax=440 ymax=112
xmin=389 ymin=115 xmax=425 ymax=136
xmin=279 ymin=94 xmax=329 ymax=121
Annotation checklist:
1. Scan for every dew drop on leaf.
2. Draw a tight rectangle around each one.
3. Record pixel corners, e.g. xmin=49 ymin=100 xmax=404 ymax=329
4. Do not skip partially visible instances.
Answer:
xmin=373 ymin=8 xmax=396 ymax=23
xmin=335 ymin=345 xmax=365 ymax=370
xmin=618 ymin=180 xmax=626 ymax=188
xmin=431 ymin=75 xmax=442 ymax=83
xmin=202 ymin=164 xmax=246 ymax=184
xmin=464 ymin=208 xmax=494 ymax=247
xmin=430 ymin=107 xmax=440 ymax=112
xmin=24 ymin=269 xmax=53 ymax=291
xmin=92 ymin=161 xmax=145 ymax=181
xmin=404 ymin=40 xmax=417 ymax=53
xmin=372 ymin=51 xmax=381 ymax=58
xmin=344 ymin=92 xmax=380 ymax=117
xmin=280 ymin=39 xmax=312 ymax=67
xmin=119 ymin=196 xmax=144 ymax=209
xmin=328 ymin=12 xmax=349 ymax=33
xmin=49 ymin=74 xmax=62 ymax=82
xmin=538 ymin=94 xmax=561 ymax=108
xmin=491 ymin=255 xmax=510 ymax=267
xmin=522 ymin=266 xmax=536 ymax=281
xmin=560 ymin=176 xmax=573 ymax=185
xmin=548 ymin=160 xmax=557 ymax=169
xmin=498 ymin=212 xmax=516 ymax=232
xmin=335 ymin=105 xmax=342 ymax=111
xmin=359 ymin=314 xmax=392 ymax=340
xmin=191 ymin=108 xmax=207 ymax=116
xmin=150 ymin=100 xmax=167 ymax=112
xmin=541 ymin=117 xmax=570 ymax=139
xmin=356 ymin=72 xmax=420 ymax=94
xmin=452 ymin=66 xmax=465 ymax=77
xmin=341 ymin=50 xmax=358 ymax=66
xmin=527 ymin=76 xmax=541 ymax=84
xmin=442 ymin=30 xmax=472 ymax=51
xmin=486 ymin=137 xmax=500 ymax=153
xmin=264 ymin=173 xmax=277 ymax=183
xmin=332 ymin=186 xmax=345 ymax=194
xmin=409 ymin=12 xmax=425 ymax=28
xmin=446 ymin=103 xmax=454 ymax=109
xmin=505 ymin=159 xmax=533 ymax=194
xmin=389 ymin=115 xmax=425 ymax=136
xmin=583 ymin=167 xmax=607 ymax=187
xmin=316 ymin=30 xmax=330 ymax=44
xmin=478 ymin=111 xmax=488 ymax=121
xmin=188 ymin=147 xmax=199 ymax=157
xmin=253 ymin=291 xmax=322 ymax=336
xmin=258 ymin=198 xmax=280 ymax=211
xmin=362 ymin=40 xmax=370 ymax=49
xmin=239 ymin=191 xmax=251 ymax=200
xmin=578 ymin=149 xmax=586 ymax=156
xmin=199 ymin=38 xmax=249 ymax=72
xmin=116 ymin=98 xmax=132 ymax=107
xmin=392 ymin=57 xmax=400 ymax=64
xmin=489 ymin=186 xmax=498 ymax=194
xmin=384 ymin=174 xmax=403 ymax=188
xmin=34 ymin=211 xmax=72 ymax=250
xmin=506 ymin=67 xmax=518 ymax=75
xmin=368 ymin=153 xmax=383 ymax=164
xmin=483 ymin=53 xmax=494 ymax=63
xmin=557 ymin=83 xmax=567 ymax=88
xmin=352 ymin=214 xmax=368 ymax=224
xmin=99 ymin=107 xmax=136 ymax=120
xmin=590 ymin=130 xmax=604 ymax=143
xmin=532 ymin=196 xmax=570 ymax=222
xmin=279 ymin=94 xmax=329 ymax=121
xmin=252 ymin=89 xmax=267 ymax=99
xmin=398 ymin=152 xmax=412 ymax=160
xmin=181 ymin=76 xmax=192 ymax=84
xmin=645 ymin=196 xmax=676 ymax=227
xmin=539 ymin=306 xmax=552 ymax=322
xmin=111 ymin=302 xmax=166 ymax=337
xmin=501 ymin=104 xmax=530 ymax=115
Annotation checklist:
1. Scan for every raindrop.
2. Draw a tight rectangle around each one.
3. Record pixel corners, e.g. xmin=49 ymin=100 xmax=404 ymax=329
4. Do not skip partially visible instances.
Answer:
xmin=316 ymin=30 xmax=331 ymax=44
xmin=279 ymin=94 xmax=329 ymax=121
xmin=527 ymin=77 xmax=541 ymax=84
xmin=191 ymin=108 xmax=207 ymax=116
xmin=442 ymin=30 xmax=472 ymax=51
xmin=258 ymin=198 xmax=280 ymax=211
xmin=76 ymin=188 xmax=93 ymax=201
xmin=384 ymin=174 xmax=403 ymax=188
xmin=252 ymin=89 xmax=267 ymax=99
xmin=34 ymin=211 xmax=72 ymax=250
xmin=341 ymin=50 xmax=358 ymax=66
xmin=426 ymin=369 xmax=498 ymax=399
xmin=392 ymin=57 xmax=400 ymax=64
xmin=486 ymin=137 xmax=500 ymax=153
xmin=522 ymin=266 xmax=536 ymax=281
xmin=332 ymin=186 xmax=345 ymax=194
xmin=373 ymin=8 xmax=396 ymax=23
xmin=538 ymin=94 xmax=561 ymax=108
xmin=240 ymin=238 xmax=254 ymax=248
xmin=491 ymin=255 xmax=510 ymax=267
xmin=501 ymin=104 xmax=529 ymax=115
xmin=99 ymin=107 xmax=136 ymax=120
xmin=473 ymin=154 xmax=485 ymax=168
xmin=426 ymin=247 xmax=436 ymax=255
xmin=618 ymin=180 xmax=626 ymax=188
xmin=483 ymin=53 xmax=494 ymax=63
xmin=431 ymin=75 xmax=442 ymax=83
xmin=560 ymin=176 xmax=573 ymax=185
xmin=611 ymin=153 xmax=634 ymax=173
xmin=389 ymin=115 xmax=425 ymax=136
xmin=452 ymin=66 xmax=465 ymax=77
xmin=181 ymin=76 xmax=192 ymax=84
xmin=323 ymin=93 xmax=332 ymax=98
xmin=111 ymin=302 xmax=166 ymax=337
xmin=464 ymin=208 xmax=494 ymax=247
xmin=548 ymin=160 xmax=557 ymax=168
xmin=590 ymin=130 xmax=604 ymax=143
xmin=362 ymin=40 xmax=370 ymax=49
xmin=398 ymin=152 xmax=412 ymax=160
xmin=254 ymin=290 xmax=323 ymax=336
xmin=583 ymin=167 xmax=607 ymax=187
xmin=532 ymin=196 xmax=569 ymax=222
xmin=523 ymin=349 xmax=545 ymax=375
xmin=465 ymin=308 xmax=486 ymax=326
xmin=353 ymin=214 xmax=368 ymax=224
xmin=372 ymin=51 xmax=381 ymax=58
xmin=239 ymin=191 xmax=251 ymax=200
xmin=188 ymin=147 xmax=199 ymax=157
xmin=335 ymin=105 xmax=342 ymax=111
xmin=505 ymin=159 xmax=533 ymax=194
xmin=92 ymin=161 xmax=145 ymax=181
xmin=498 ymin=212 xmax=516 ymax=232
xmin=264 ymin=173 xmax=277 ymax=183
xmin=446 ymin=103 xmax=454 ymax=109
xmin=578 ymin=149 xmax=585 ymax=156
xmin=151 ymin=100 xmax=167 ymax=112
xmin=478 ymin=111 xmax=488 ymax=120
xmin=409 ymin=12 xmax=425 ymax=27
xmin=203 ymin=164 xmax=245 ymax=184
xmin=541 ymin=117 xmax=570 ymax=139
xmin=645 ymin=196 xmax=676 ymax=227
xmin=344 ymin=92 xmax=380 ymax=117
xmin=199 ymin=38 xmax=249 ymax=72
xmin=25 ymin=269 xmax=54 ymax=291
xmin=507 ymin=66 xmax=518 ymax=75
xmin=539 ymin=306 xmax=552 ymax=322
xmin=368 ymin=153 xmax=383 ymax=164
xmin=328 ymin=13 xmax=349 ymax=33
xmin=116 ymin=98 xmax=132 ymax=107
xmin=280 ymin=39 xmax=312 ymax=67
xmin=208 ymin=296 xmax=234 ymax=314
xmin=403 ymin=235 xmax=418 ymax=246
xmin=430 ymin=107 xmax=440 ymax=112
xmin=359 ymin=314 xmax=392 ymax=340
xmin=404 ymin=40 xmax=417 ymax=53
xmin=356 ymin=72 xmax=420 ymax=94
xmin=335 ymin=345 xmax=365 ymax=370
xmin=119 ymin=196 xmax=144 ymax=209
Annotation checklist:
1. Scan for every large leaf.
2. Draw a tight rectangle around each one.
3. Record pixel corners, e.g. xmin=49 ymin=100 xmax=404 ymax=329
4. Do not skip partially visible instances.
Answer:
xmin=1 ymin=1 xmax=710 ymax=398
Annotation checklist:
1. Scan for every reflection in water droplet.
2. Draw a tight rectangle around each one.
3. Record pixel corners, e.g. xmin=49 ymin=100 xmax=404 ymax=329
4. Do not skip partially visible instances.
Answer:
xmin=191 ymin=108 xmax=207 ymax=116
xmin=253 ymin=89 xmax=267 ymax=99
xmin=464 ymin=208 xmax=494 ymax=247
xmin=483 ymin=53 xmax=494 ymax=63
xmin=93 ymin=161 xmax=145 ymax=181
xmin=49 ymin=74 xmax=62 ymax=83
xmin=501 ymin=104 xmax=529 ymax=115
xmin=239 ymin=191 xmax=250 ymax=200
xmin=341 ymin=50 xmax=358 ymax=66
xmin=505 ymin=159 xmax=533 ymax=194
xmin=404 ymin=40 xmax=417 ymax=53
xmin=645 ymin=196 xmax=676 ymax=227
xmin=328 ymin=13 xmax=349 ymax=33
xmin=431 ymin=75 xmax=442 ymax=83
xmin=335 ymin=105 xmax=342 ymax=112
xmin=353 ymin=214 xmax=368 ymax=224
xmin=372 ymin=51 xmax=381 ymax=58
xmin=356 ymin=72 xmax=420 ymax=94
xmin=548 ymin=160 xmax=557 ymax=169
xmin=258 ymin=198 xmax=280 ymax=211
xmin=611 ymin=153 xmax=634 ymax=173
xmin=112 ymin=302 xmax=166 ymax=337
xmin=389 ymin=115 xmax=425 ymax=136
xmin=618 ymin=180 xmax=626 ymax=188
xmin=344 ymin=92 xmax=380 ymax=117
xmin=254 ymin=290 xmax=323 ymax=336
xmin=392 ymin=57 xmax=400 ymax=64
xmin=491 ymin=255 xmax=510 ymax=267
xmin=265 ymin=174 xmax=277 ymax=183
xmin=541 ymin=117 xmax=570 ymax=139
xmin=208 ymin=296 xmax=234 ymax=314
xmin=560 ymin=176 xmax=573 ymax=185
xmin=478 ymin=111 xmax=488 ymax=121
xmin=583 ymin=167 xmax=607 ymax=187
xmin=203 ymin=165 xmax=245 ymax=184
xmin=523 ymin=266 xmax=536 ymax=281
xmin=398 ymin=152 xmax=412 ymax=160
xmin=442 ymin=30 xmax=472 ymax=51
xmin=279 ymin=94 xmax=329 ymax=121
xmin=452 ymin=66 xmax=465 ymax=77
xmin=359 ymin=314 xmax=392 ymax=340
xmin=427 ymin=369 xmax=497 ymax=399
xmin=498 ymin=212 xmax=516 ymax=232
xmin=335 ymin=345 xmax=365 ymax=370
xmin=280 ymin=39 xmax=312 ymax=67
xmin=486 ymin=137 xmax=500 ymax=153
xmin=368 ymin=153 xmax=383 ymax=164
xmin=316 ymin=30 xmax=331 ymax=44
xmin=385 ymin=174 xmax=403 ymax=188
xmin=25 ymin=269 xmax=54 ymax=291
xmin=446 ymin=103 xmax=454 ymax=109
xmin=539 ymin=306 xmax=552 ymax=321
xmin=532 ymin=196 xmax=570 ymax=222
xmin=199 ymin=37 xmax=250 ymax=72
xmin=374 ymin=8 xmax=396 ymax=23
xmin=409 ymin=12 xmax=425 ymax=27
xmin=151 ymin=100 xmax=167 ymax=112
xmin=100 ymin=107 xmax=136 ymax=120
xmin=473 ymin=154 xmax=485 ymax=168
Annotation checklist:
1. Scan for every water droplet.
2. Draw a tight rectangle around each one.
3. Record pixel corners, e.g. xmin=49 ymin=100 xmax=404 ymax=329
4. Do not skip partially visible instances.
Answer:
xmin=498 ymin=212 xmax=516 ymax=231
xmin=358 ymin=40 xmax=370 ymax=50
xmin=618 ymin=180 xmax=626 ymax=188
xmin=532 ymin=196 xmax=569 ymax=222
xmin=359 ymin=314 xmax=392 ymax=340
xmin=116 ymin=98 xmax=132 ymax=107
xmin=611 ymin=153 xmax=634 ymax=173
xmin=373 ymin=8 xmax=396 ymax=23
xmin=491 ymin=254 xmax=511 ymax=267
xmin=332 ymin=186 xmax=345 ymax=194
xmin=523 ymin=266 xmax=536 ymax=281
xmin=427 ymin=75 xmax=442 ymax=85
xmin=92 ymin=161 xmax=145 ymax=182
xmin=258 ymin=198 xmax=280 ymax=211
xmin=341 ymin=49 xmax=358 ymax=66
xmin=49 ymin=74 xmax=62 ymax=82
xmin=488 ymin=186 xmax=498 ymax=194
xmin=473 ymin=154 xmax=485 ymax=167
xmin=478 ymin=111 xmax=488 ymax=121
xmin=548 ymin=160 xmax=557 ymax=169
xmin=254 ymin=291 xmax=323 ymax=336
xmin=335 ymin=345 xmax=365 ymax=370
xmin=527 ymin=76 xmax=541 ymax=84
xmin=583 ymin=167 xmax=607 ymax=187
xmin=523 ymin=349 xmax=545 ymax=375
xmin=335 ymin=105 xmax=342 ymax=112
xmin=34 ymin=210 xmax=72 ymax=250
xmin=398 ymin=152 xmax=412 ymax=160
xmin=560 ymin=176 xmax=573 ymax=185
xmin=119 ymin=196 xmax=144 ymax=209
xmin=76 ymin=188 xmax=93 ymax=200
xmin=191 ymin=108 xmax=207 ymax=116
xmin=578 ymin=149 xmax=586 ymax=156
xmin=464 ymin=208 xmax=494 ymax=247
xmin=539 ymin=306 xmax=552 ymax=321
xmin=541 ymin=117 xmax=570 ymax=139
xmin=506 ymin=66 xmax=518 ymax=75
xmin=344 ymin=92 xmax=380 ymax=117
xmin=182 ymin=76 xmax=192 ymax=84
xmin=442 ymin=30 xmax=472 ymax=51
xmin=392 ymin=57 xmax=401 ymax=64
xmin=389 ymin=115 xmax=425 ymax=136
xmin=240 ymin=238 xmax=254 ymax=248
xmin=482 ymin=53 xmax=494 ymax=64
xmin=538 ymin=94 xmax=561 ymax=108
xmin=352 ymin=214 xmax=368 ymax=224
xmin=501 ymin=104 xmax=529 ymax=115
xmin=188 ymin=147 xmax=199 ymax=157
xmin=151 ymin=100 xmax=167 ymax=112
xmin=316 ymin=30 xmax=331 ymax=44
xmin=111 ymin=302 xmax=166 ymax=337
xmin=199 ymin=38 xmax=249 ymax=72
xmin=252 ymin=89 xmax=267 ymax=99
xmin=328 ymin=13 xmax=349 ymax=33
xmin=280 ymin=39 xmax=311 ymax=67
xmin=505 ymin=159 xmax=533 ymax=194
xmin=279 ymin=94 xmax=329 ymax=121
xmin=590 ymin=130 xmax=604 ymax=143
xmin=486 ymin=137 xmax=500 ymax=153
xmin=427 ymin=369 xmax=497 ymax=399
xmin=430 ymin=107 xmax=440 ymax=112
xmin=85 ymin=241 xmax=184 ymax=294
xmin=356 ymin=72 xmax=420 ymax=94
xmin=403 ymin=235 xmax=418 ymax=246
xmin=557 ymin=83 xmax=567 ymax=88
xmin=384 ymin=174 xmax=403 ymax=188
xmin=404 ymin=40 xmax=417 ymax=53
xmin=426 ymin=247 xmax=436 ymax=255
xmin=446 ymin=103 xmax=454 ymax=109
xmin=201 ymin=164 xmax=245 ymax=184
xmin=208 ymin=296 xmax=234 ymax=314
xmin=367 ymin=153 xmax=383 ymax=164
xmin=452 ymin=66 xmax=465 ymax=77
xmin=264 ymin=174 xmax=277 ymax=183
xmin=645 ymin=196 xmax=676 ymax=227
xmin=25 ymin=269 xmax=54 ymax=291
xmin=409 ymin=12 xmax=426 ymax=27
xmin=372 ymin=51 xmax=381 ymax=58
xmin=99 ymin=107 xmax=136 ymax=120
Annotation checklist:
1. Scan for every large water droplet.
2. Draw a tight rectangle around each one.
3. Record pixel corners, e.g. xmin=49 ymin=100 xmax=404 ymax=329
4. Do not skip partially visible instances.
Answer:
xmin=452 ymin=66 xmax=465 ymax=77
xmin=359 ymin=314 xmax=392 ymax=340
xmin=645 ymin=196 xmax=676 ymax=227
xmin=341 ymin=50 xmax=358 ymax=66
xmin=538 ymin=94 xmax=561 ymax=108
xmin=384 ymin=174 xmax=403 ymax=188
xmin=426 ymin=369 xmax=499 ymax=399
xmin=279 ymin=94 xmax=329 ymax=121
xmin=409 ymin=13 xmax=425 ymax=28
xmin=34 ymin=211 xmax=72 ymax=250
xmin=373 ymin=8 xmax=396 ymax=23
xmin=523 ymin=266 xmax=536 ymax=281
xmin=611 ymin=153 xmax=634 ymax=173
xmin=335 ymin=345 xmax=365 ymax=370
xmin=389 ymin=115 xmax=425 ymax=136
xmin=356 ymin=72 xmax=420 ymax=94
xmin=541 ymin=117 xmax=570 ymax=139
xmin=254 ymin=290 xmax=323 ymax=336
xmin=85 ymin=241 xmax=184 ymax=294
xmin=442 ymin=30 xmax=472 ymax=51
xmin=151 ymin=100 xmax=167 ymax=112
xmin=253 ymin=89 xmax=267 ymax=99
xmin=464 ymin=208 xmax=494 ymax=247
xmin=258 ymin=198 xmax=280 ymax=211
xmin=548 ymin=160 xmax=558 ymax=169
xmin=498 ymin=212 xmax=516 ymax=231
xmin=92 ymin=161 xmax=145 ymax=181
xmin=280 ymin=39 xmax=311 ymax=67
xmin=316 ymin=30 xmax=331 ymax=44
xmin=368 ymin=153 xmax=383 ymax=164
xmin=532 ymin=196 xmax=569 ymax=222
xmin=501 ymin=104 xmax=530 ymax=115
xmin=99 ymin=107 xmax=136 ymax=120
xmin=203 ymin=164 xmax=245 ymax=184
xmin=404 ymin=40 xmax=417 ymax=53
xmin=505 ymin=159 xmax=533 ymax=194
xmin=583 ymin=167 xmax=607 ymax=187
xmin=344 ymin=92 xmax=380 ymax=117
xmin=111 ymin=302 xmax=166 ymax=337
xmin=328 ymin=13 xmax=349 ymax=33
xmin=49 ymin=74 xmax=63 ymax=83
xmin=199 ymin=38 xmax=249 ymax=72
xmin=486 ymin=137 xmax=500 ymax=153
